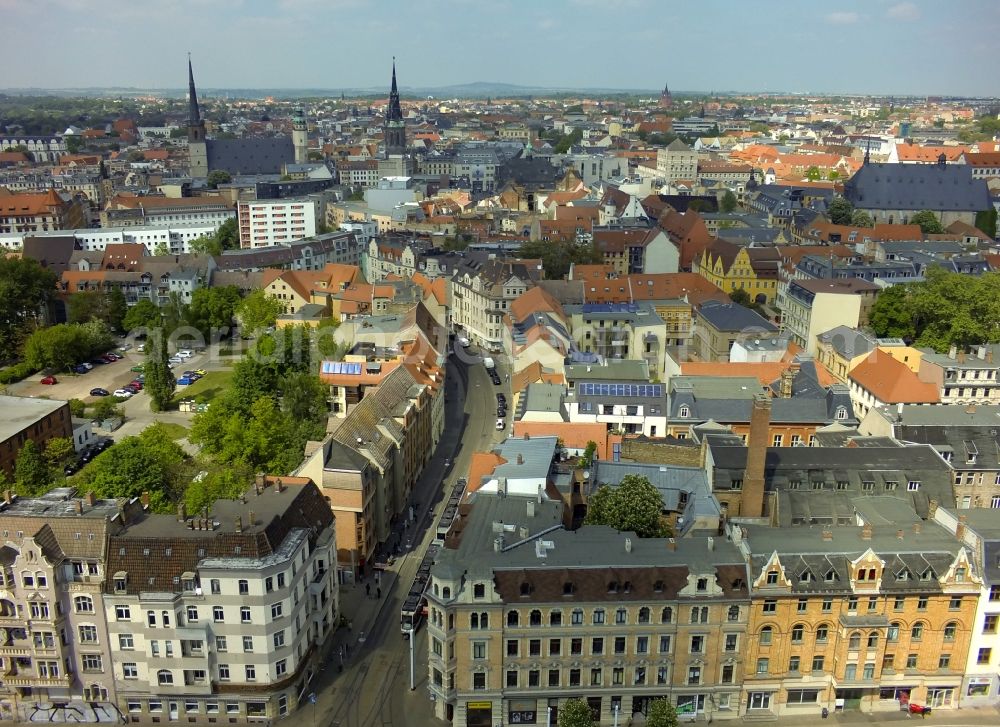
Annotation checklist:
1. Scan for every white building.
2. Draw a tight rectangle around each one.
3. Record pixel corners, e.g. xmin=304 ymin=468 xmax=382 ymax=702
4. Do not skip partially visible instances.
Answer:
xmin=238 ymin=198 xmax=318 ymax=249
xmin=0 ymin=223 xmax=222 ymax=254
xmin=102 ymin=477 xmax=337 ymax=723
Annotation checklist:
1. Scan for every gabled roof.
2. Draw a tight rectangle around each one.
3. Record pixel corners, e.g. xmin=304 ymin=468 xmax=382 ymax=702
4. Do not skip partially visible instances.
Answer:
xmin=510 ymin=286 xmax=565 ymax=322
xmin=849 ymin=349 xmax=939 ymax=404
xmin=844 ymin=161 xmax=991 ymax=212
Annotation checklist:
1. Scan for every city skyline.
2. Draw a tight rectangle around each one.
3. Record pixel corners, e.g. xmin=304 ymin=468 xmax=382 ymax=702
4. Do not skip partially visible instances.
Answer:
xmin=2 ymin=0 xmax=999 ymax=96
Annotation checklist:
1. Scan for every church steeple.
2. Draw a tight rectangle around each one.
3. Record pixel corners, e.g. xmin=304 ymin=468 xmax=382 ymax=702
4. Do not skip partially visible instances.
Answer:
xmin=187 ymin=55 xmax=206 ymax=144
xmin=383 ymin=57 xmax=406 ymax=156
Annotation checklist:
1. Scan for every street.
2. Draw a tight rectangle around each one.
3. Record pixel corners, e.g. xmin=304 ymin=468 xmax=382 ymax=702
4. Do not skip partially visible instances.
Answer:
xmin=307 ymin=350 xmax=506 ymax=727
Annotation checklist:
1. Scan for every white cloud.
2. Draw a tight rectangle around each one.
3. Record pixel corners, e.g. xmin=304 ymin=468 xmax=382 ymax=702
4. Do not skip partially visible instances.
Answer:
xmin=887 ymin=2 xmax=921 ymax=21
xmin=826 ymin=11 xmax=859 ymax=24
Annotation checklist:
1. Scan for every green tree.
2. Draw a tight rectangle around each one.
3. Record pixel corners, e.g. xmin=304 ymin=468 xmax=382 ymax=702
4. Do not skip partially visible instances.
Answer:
xmin=122 ymin=299 xmax=161 ymax=332
xmin=0 ymin=257 xmax=58 ymax=354
xmin=186 ymin=285 xmax=241 ymax=334
xmin=184 ymin=467 xmax=249 ymax=516
xmin=720 ymin=190 xmax=737 ymax=213
xmin=520 ymin=238 xmax=602 ymax=280
xmin=227 ymin=357 xmax=280 ymax=414
xmin=307 ymin=151 xmax=324 ymax=161
xmin=106 ymin=287 xmax=127 ymax=332
xmin=66 ymin=291 xmax=107 ymax=325
xmin=868 ymin=285 xmax=916 ymax=341
xmin=850 ymin=209 xmax=874 ymax=227
xmin=154 ymin=241 xmax=170 ymax=256
xmin=279 ymin=371 xmax=329 ymax=441
xmin=22 ymin=322 xmax=113 ymax=372
xmin=65 ymin=135 xmax=83 ymax=153
xmin=910 ymin=210 xmax=944 ymax=235
xmin=235 ymin=289 xmax=283 ymax=334
xmin=557 ymin=698 xmax=594 ymax=727
xmin=144 ymin=328 xmax=176 ymax=412
xmin=827 ymin=196 xmax=854 ymax=225
xmin=15 ymin=440 xmax=51 ymax=495
xmin=975 ymin=208 xmax=998 ymax=239
xmin=189 ymin=233 xmax=222 ymax=257
xmin=190 ymin=396 xmax=301 ymax=474
xmin=647 ymin=699 xmax=679 ymax=727
xmin=554 ymin=128 xmax=583 ymax=154
xmin=805 ymin=166 xmax=821 ymax=181
xmin=68 ymin=398 xmax=87 ymax=418
xmin=44 ymin=437 xmax=75 ymax=471
xmin=584 ymin=474 xmax=670 ymax=538
xmin=206 ymin=170 xmax=232 ymax=189
xmin=91 ymin=398 xmax=122 ymax=423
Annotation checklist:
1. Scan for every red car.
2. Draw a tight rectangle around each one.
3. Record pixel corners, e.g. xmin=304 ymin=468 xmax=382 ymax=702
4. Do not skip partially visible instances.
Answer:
xmin=40 ymin=376 xmax=57 ymax=385
xmin=908 ymin=703 xmax=931 ymax=716
xmin=128 ymin=380 xmax=143 ymax=390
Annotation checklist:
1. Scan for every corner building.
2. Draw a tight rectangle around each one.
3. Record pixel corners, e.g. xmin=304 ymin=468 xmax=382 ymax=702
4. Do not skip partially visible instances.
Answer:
xmin=736 ymin=507 xmax=979 ymax=716
xmin=102 ymin=477 xmax=337 ymax=723
xmin=427 ymin=492 xmax=750 ymax=725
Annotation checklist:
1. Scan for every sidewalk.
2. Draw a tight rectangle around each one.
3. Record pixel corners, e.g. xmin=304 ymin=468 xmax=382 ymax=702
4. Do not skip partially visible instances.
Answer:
xmin=765 ymin=704 xmax=1000 ymax=726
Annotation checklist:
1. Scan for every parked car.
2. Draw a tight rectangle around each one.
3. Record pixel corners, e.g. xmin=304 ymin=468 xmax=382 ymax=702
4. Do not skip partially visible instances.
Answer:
xmin=176 ymin=350 xmax=194 ymax=359
xmin=128 ymin=380 xmax=143 ymax=390
xmin=497 ymin=407 xmax=507 ymax=417
xmin=112 ymin=389 xmax=134 ymax=399
xmin=72 ymin=364 xmax=89 ymax=374
xmin=90 ymin=388 xmax=110 ymax=397
xmin=130 ymin=364 xmax=145 ymax=373
xmin=496 ymin=418 xmax=505 ymax=430
xmin=192 ymin=369 xmax=207 ymax=376
xmin=177 ymin=376 xmax=194 ymax=386
xmin=89 ymin=358 xmax=107 ymax=366
xmin=80 ymin=362 xmax=93 ymax=370
xmin=40 ymin=375 xmax=58 ymax=385
xmin=907 ymin=704 xmax=931 ymax=716
xmin=135 ymin=374 xmax=145 ymax=383
xmin=168 ymin=356 xmax=183 ymax=365
xmin=136 ymin=344 xmax=145 ymax=353
xmin=95 ymin=438 xmax=113 ymax=452
xmin=64 ymin=463 xmax=77 ymax=476
xmin=105 ymin=352 xmax=122 ymax=361
xmin=496 ymin=393 xmax=506 ymax=403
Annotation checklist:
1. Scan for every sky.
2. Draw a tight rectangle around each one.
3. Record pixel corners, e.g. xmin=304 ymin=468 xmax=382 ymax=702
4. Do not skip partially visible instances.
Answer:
xmin=2 ymin=0 xmax=999 ymax=96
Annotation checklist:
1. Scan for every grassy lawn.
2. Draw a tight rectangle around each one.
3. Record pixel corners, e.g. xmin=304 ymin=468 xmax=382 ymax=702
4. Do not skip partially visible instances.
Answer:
xmin=172 ymin=369 xmax=235 ymax=406
xmin=156 ymin=422 xmax=189 ymax=440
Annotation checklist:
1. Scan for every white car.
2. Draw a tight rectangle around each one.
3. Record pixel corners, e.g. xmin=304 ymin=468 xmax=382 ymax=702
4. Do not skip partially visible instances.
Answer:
xmin=168 ymin=356 xmax=183 ymax=364
xmin=496 ymin=418 xmax=505 ymax=431
xmin=176 ymin=350 xmax=194 ymax=359
xmin=113 ymin=389 xmax=134 ymax=399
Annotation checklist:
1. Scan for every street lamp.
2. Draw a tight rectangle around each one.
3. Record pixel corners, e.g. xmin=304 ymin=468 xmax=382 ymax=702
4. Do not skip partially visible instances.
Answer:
xmin=407 ymin=626 xmax=416 ymax=690
xmin=613 ymin=703 xmax=620 ymax=727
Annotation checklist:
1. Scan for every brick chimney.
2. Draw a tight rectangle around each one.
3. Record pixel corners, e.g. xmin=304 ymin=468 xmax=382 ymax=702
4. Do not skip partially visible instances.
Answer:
xmin=177 ymin=503 xmax=187 ymax=522
xmin=956 ymin=514 xmax=968 ymax=542
xmin=84 ymin=491 xmax=95 ymax=506
xmin=779 ymin=364 xmax=797 ymax=399
xmin=742 ymin=394 xmax=771 ymax=517
xmin=667 ymin=538 xmax=677 ymax=551
xmin=861 ymin=524 xmax=872 ymax=541
xmin=822 ymin=529 xmax=833 ymax=541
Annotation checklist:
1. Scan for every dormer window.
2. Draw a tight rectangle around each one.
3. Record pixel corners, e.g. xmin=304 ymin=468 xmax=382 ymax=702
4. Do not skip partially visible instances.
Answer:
xmin=562 ymin=582 xmax=575 ymax=596
xmin=520 ymin=582 xmax=532 ymax=596
xmin=799 ymin=571 xmax=815 ymax=583
xmin=607 ymin=581 xmax=620 ymax=594
xmin=835 ymin=407 xmax=848 ymax=420
xmin=825 ymin=569 xmax=838 ymax=583
xmin=697 ymin=578 xmax=708 ymax=592
xmin=897 ymin=569 xmax=911 ymax=582
xmin=653 ymin=580 xmax=664 ymax=593
xmin=920 ymin=569 xmax=935 ymax=581
xmin=765 ymin=570 xmax=778 ymax=585
xmin=679 ymin=405 xmax=690 ymax=418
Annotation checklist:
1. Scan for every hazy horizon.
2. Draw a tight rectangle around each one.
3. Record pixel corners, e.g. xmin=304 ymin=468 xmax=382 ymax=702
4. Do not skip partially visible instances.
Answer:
xmin=2 ymin=0 xmax=998 ymax=96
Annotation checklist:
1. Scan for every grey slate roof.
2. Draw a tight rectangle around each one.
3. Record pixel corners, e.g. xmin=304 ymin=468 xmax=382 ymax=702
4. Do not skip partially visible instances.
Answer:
xmin=817 ymin=326 xmax=876 ymax=359
xmin=696 ymin=300 xmax=776 ymax=334
xmin=844 ymin=161 xmax=991 ymax=212
xmin=207 ymin=137 xmax=295 ymax=175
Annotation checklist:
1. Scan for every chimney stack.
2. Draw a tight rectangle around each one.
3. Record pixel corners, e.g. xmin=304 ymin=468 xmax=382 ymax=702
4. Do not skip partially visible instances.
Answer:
xmin=707 ymin=536 xmax=715 ymax=551
xmin=667 ymin=538 xmax=677 ymax=551
xmin=625 ymin=537 xmax=633 ymax=553
xmin=85 ymin=491 xmax=95 ymax=506
xmin=958 ymin=350 xmax=966 ymax=364
xmin=276 ymin=478 xmax=285 ymax=493
xmin=779 ymin=366 xmax=795 ymax=398
xmin=956 ymin=514 xmax=968 ymax=542
xmin=949 ymin=345 xmax=957 ymax=360
xmin=3 ymin=490 xmax=12 ymax=505
xmin=524 ymin=433 xmax=530 ymax=440
xmin=928 ymin=499 xmax=938 ymax=517
xmin=75 ymin=500 xmax=83 ymax=515
xmin=861 ymin=524 xmax=872 ymax=541
xmin=517 ymin=454 xmax=524 ymax=465
xmin=235 ymin=515 xmax=243 ymax=533
xmin=822 ymin=529 xmax=833 ymax=541
xmin=255 ymin=472 xmax=266 ymax=490
xmin=140 ymin=491 xmax=150 ymax=508
xmin=248 ymin=510 xmax=255 ymax=527
xmin=988 ymin=349 xmax=994 ymax=364
xmin=896 ymin=529 xmax=904 ymax=540
xmin=913 ymin=522 xmax=922 ymax=534
xmin=742 ymin=394 xmax=771 ymax=517
xmin=177 ymin=503 xmax=187 ymax=522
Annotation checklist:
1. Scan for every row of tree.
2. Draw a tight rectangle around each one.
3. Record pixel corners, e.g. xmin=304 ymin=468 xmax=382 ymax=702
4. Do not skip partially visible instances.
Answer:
xmin=0 ymin=258 xmax=59 ymax=359
xmin=558 ymin=697 xmax=677 ymax=727
xmin=869 ymin=267 xmax=1000 ymax=351
xmin=3 ymin=437 xmax=76 ymax=497
xmin=22 ymin=320 xmax=115 ymax=372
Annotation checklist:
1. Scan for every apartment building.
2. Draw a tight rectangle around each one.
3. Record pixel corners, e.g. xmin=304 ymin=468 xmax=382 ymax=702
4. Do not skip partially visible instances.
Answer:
xmin=935 ymin=508 xmax=1000 ymax=706
xmin=101 ymin=195 xmax=235 ymax=228
xmin=102 ymin=476 xmax=337 ymax=723
xmin=450 ymin=256 xmax=542 ymax=351
xmin=737 ymin=511 xmax=980 ymax=716
xmin=426 ymin=492 xmax=750 ymax=726
xmin=778 ymin=279 xmax=879 ymax=356
xmin=0 ymin=488 xmax=133 ymax=722
xmin=0 ymin=188 xmax=88 ymax=234
xmin=0 ymin=396 xmax=73 ymax=478
xmin=918 ymin=345 xmax=1000 ymax=405
xmin=656 ymin=139 xmax=698 ymax=185
xmin=692 ymin=301 xmax=777 ymax=362
xmin=238 ymin=198 xmax=318 ymax=249
xmin=563 ymin=303 xmax=668 ymax=376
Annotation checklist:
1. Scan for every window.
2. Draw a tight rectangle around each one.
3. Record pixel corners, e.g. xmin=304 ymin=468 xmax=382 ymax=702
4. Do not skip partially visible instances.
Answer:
xmin=273 ymin=630 xmax=285 ymax=649
xmin=238 ymin=579 xmax=249 ymax=595
xmin=721 ymin=664 xmax=734 ymax=683
xmin=816 ymin=624 xmax=829 ymax=643
xmin=977 ymin=648 xmax=992 ymax=665
xmin=119 ymin=633 xmax=134 ymax=650
xmin=271 ymin=602 xmax=283 ymax=620
xmin=660 ymin=635 xmax=672 ymax=653
xmin=984 ymin=614 xmax=998 ymax=633
xmin=944 ymin=621 xmax=957 ymax=640
xmin=938 ymin=654 xmax=951 ymax=669
xmin=845 ymin=664 xmax=857 ymax=680
xmin=638 ymin=607 xmax=650 ymax=623
xmin=74 ymin=596 xmax=94 ymax=613
xmin=550 ymin=610 xmax=562 ymax=626
xmin=245 ymin=665 xmax=256 ymax=681
xmin=949 ymin=596 xmax=962 ymax=610
xmin=571 ymin=609 xmax=583 ymax=625
xmin=849 ymin=631 xmax=861 ymax=650
xmin=571 ymin=637 xmax=582 ymax=656
xmin=157 ymin=670 xmax=173 ymax=686
xmin=506 ymin=610 xmax=519 ymax=627
xmin=243 ymin=635 xmax=254 ymax=653
xmin=760 ymin=626 xmax=773 ymax=645
xmin=592 ymin=668 xmax=603 ymax=686
xmin=210 ymin=579 xmax=221 ymax=594
xmin=186 ymin=606 xmax=198 ymax=622
xmin=763 ymin=599 xmax=776 ymax=613
xmin=213 ymin=606 xmax=224 ymax=622
xmin=115 ymin=605 xmax=130 ymax=621
xmin=216 ymin=636 xmax=227 ymax=652
xmin=527 ymin=671 xmax=538 ymax=688
xmin=614 ymin=636 xmax=626 ymax=655
xmin=615 ymin=608 xmax=627 ymax=624
xmin=241 ymin=606 xmax=251 ymax=623
xmin=548 ymin=669 xmax=560 ymax=687
xmin=863 ymin=662 xmax=875 ymax=680
xmin=218 ymin=664 xmax=230 ymax=681
xmin=911 ymin=623 xmax=924 ymax=640
xmin=593 ymin=609 xmax=605 ymax=625
xmin=690 ymin=635 xmax=705 ymax=653
xmin=687 ymin=666 xmax=701 ymax=685
xmin=636 ymin=636 xmax=649 ymax=654
xmin=473 ymin=642 xmax=486 ymax=660
xmin=79 ymin=625 xmax=98 ymax=643
xmin=591 ymin=637 xmax=603 ymax=655
xmin=787 ymin=689 xmax=819 ymax=704
xmin=506 ymin=670 xmax=517 ymax=688
xmin=661 ymin=606 xmax=673 ymax=623
xmin=812 ymin=655 xmax=825 ymax=672
xmin=797 ymin=598 xmax=808 ymax=613
xmin=473 ymin=583 xmax=485 ymax=599
xmin=848 ymin=597 xmax=858 ymax=611
xmin=772 ymin=434 xmax=783 ymax=447
xmin=82 ymin=654 xmax=103 ymax=672
xmin=529 ymin=639 xmax=541 ymax=657
xmin=123 ymin=663 xmax=137 ymax=679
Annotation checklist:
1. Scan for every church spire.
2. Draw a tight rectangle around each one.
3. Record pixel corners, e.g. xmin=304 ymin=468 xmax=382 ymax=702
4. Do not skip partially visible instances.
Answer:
xmin=386 ymin=57 xmax=403 ymax=123
xmin=188 ymin=54 xmax=201 ymax=126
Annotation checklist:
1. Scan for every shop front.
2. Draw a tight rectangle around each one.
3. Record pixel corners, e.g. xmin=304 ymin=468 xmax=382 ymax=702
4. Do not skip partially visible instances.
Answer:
xmin=466 ymin=700 xmax=492 ymax=727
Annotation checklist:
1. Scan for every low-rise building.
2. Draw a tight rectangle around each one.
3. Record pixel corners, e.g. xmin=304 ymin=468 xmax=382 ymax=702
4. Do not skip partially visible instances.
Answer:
xmin=0 ymin=188 xmax=88 ymax=234
xmin=778 ymin=279 xmax=879 ymax=356
xmin=0 ymin=396 xmax=73 ymax=478
xmin=692 ymin=301 xmax=777 ymax=362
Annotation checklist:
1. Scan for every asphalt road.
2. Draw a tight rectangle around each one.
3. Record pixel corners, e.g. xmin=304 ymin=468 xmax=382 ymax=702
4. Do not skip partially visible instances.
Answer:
xmin=313 ymin=352 xmax=503 ymax=727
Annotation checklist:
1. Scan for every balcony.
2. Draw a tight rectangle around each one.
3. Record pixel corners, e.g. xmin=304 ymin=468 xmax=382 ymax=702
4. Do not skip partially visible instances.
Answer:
xmin=4 ymin=674 xmax=71 ymax=688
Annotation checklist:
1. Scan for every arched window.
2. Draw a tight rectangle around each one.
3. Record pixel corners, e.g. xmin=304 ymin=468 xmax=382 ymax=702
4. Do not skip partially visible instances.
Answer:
xmin=529 ymin=609 xmax=542 ymax=627
xmin=74 ymin=595 xmax=94 ymax=613
xmin=506 ymin=610 xmax=519 ymax=627
xmin=679 ymin=405 xmax=690 ymax=418
xmin=888 ymin=622 xmax=900 ymax=642
xmin=157 ymin=670 xmax=173 ymax=685
xmin=791 ymin=624 xmax=804 ymax=643
xmin=638 ymin=607 xmax=651 ymax=624
xmin=616 ymin=608 xmax=627 ymax=625
xmin=470 ymin=613 xmax=479 ymax=629
xmin=442 ymin=586 xmax=451 ymax=599
xmin=867 ymin=631 xmax=878 ymax=648
xmin=760 ymin=626 xmax=773 ymax=645
xmin=836 ymin=406 xmax=848 ymax=420
xmin=944 ymin=621 xmax=957 ymax=640
xmin=911 ymin=622 xmax=924 ymax=640
xmin=728 ymin=605 xmax=740 ymax=622
xmin=550 ymin=610 xmax=562 ymax=626
xmin=661 ymin=606 xmax=673 ymax=624
xmin=816 ymin=623 xmax=829 ymax=642
xmin=481 ymin=612 xmax=489 ymax=629
xmin=848 ymin=631 xmax=861 ymax=649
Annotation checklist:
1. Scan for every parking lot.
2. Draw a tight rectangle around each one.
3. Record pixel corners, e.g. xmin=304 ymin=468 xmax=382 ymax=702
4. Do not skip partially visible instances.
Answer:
xmin=9 ymin=351 xmax=149 ymax=404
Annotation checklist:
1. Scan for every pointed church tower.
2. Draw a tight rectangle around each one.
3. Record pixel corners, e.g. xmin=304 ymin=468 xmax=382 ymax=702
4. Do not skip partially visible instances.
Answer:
xmin=187 ymin=55 xmax=209 ymax=178
xmin=659 ymin=81 xmax=673 ymax=109
xmin=384 ymin=58 xmax=406 ymax=157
